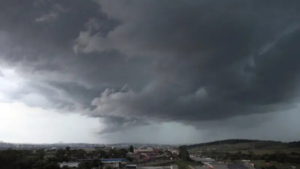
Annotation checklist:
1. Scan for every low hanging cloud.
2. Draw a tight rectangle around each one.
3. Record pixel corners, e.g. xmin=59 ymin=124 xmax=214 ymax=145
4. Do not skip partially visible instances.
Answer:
xmin=1 ymin=0 xmax=300 ymax=135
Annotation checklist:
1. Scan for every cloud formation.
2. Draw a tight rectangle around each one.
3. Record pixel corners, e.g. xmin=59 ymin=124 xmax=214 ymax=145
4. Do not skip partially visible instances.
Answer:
xmin=1 ymin=0 xmax=300 ymax=137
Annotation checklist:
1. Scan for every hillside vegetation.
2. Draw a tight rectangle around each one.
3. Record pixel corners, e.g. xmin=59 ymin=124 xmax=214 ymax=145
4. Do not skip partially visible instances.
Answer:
xmin=188 ymin=139 xmax=300 ymax=154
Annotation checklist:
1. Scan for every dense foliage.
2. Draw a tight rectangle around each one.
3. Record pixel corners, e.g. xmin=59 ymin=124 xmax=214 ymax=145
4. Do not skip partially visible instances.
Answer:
xmin=0 ymin=149 xmax=60 ymax=169
xmin=0 ymin=147 xmax=131 ymax=169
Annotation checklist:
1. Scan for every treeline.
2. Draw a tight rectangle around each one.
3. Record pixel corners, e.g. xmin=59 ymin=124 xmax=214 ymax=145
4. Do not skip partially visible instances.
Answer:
xmin=186 ymin=139 xmax=282 ymax=149
xmin=0 ymin=147 xmax=131 ymax=169
xmin=287 ymin=141 xmax=300 ymax=148
xmin=0 ymin=149 xmax=59 ymax=169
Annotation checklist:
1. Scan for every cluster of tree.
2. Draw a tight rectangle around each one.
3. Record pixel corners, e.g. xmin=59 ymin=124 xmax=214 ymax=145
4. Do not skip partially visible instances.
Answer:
xmin=0 ymin=145 xmax=181 ymax=169
xmin=0 ymin=146 xmax=134 ymax=169
xmin=0 ymin=149 xmax=60 ymax=169
xmin=76 ymin=160 xmax=100 ymax=169
xmin=55 ymin=146 xmax=130 ymax=162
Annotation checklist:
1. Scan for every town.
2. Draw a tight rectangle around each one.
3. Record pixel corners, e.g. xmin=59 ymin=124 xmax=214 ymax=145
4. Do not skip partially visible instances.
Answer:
xmin=0 ymin=139 xmax=299 ymax=169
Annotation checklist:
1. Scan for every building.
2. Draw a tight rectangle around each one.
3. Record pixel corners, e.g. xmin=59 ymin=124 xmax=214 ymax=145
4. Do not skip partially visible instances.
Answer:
xmin=134 ymin=148 xmax=160 ymax=155
xmin=191 ymin=157 xmax=215 ymax=162
xmin=126 ymin=164 xmax=137 ymax=169
xmin=127 ymin=153 xmax=141 ymax=162
xmin=134 ymin=148 xmax=154 ymax=154
xmin=100 ymin=158 xmax=128 ymax=168
xmin=59 ymin=162 xmax=80 ymax=168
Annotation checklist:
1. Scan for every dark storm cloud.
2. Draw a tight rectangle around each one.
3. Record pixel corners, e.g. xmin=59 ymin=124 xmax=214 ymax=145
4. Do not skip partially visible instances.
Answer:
xmin=84 ymin=0 xmax=300 ymax=128
xmin=0 ymin=0 xmax=152 ymax=132
xmin=0 ymin=0 xmax=149 ymax=87
xmin=1 ymin=0 xmax=300 ymax=133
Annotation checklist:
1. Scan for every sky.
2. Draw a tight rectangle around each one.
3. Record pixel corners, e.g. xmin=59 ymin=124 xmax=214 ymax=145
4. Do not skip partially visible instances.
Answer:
xmin=0 ymin=0 xmax=300 ymax=144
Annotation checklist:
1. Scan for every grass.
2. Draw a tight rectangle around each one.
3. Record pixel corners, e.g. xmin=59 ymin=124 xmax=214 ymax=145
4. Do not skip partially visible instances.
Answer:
xmin=175 ymin=160 xmax=202 ymax=169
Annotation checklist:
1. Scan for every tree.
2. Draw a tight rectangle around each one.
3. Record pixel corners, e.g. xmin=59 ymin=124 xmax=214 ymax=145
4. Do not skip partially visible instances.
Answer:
xmin=126 ymin=156 xmax=133 ymax=162
xmin=65 ymin=146 xmax=71 ymax=151
xmin=92 ymin=160 xmax=100 ymax=168
xmin=43 ymin=163 xmax=60 ymax=169
xmin=37 ymin=150 xmax=45 ymax=160
xmin=129 ymin=145 xmax=134 ymax=153
xmin=117 ymin=148 xmax=128 ymax=158
xmin=95 ymin=150 xmax=107 ymax=159
xmin=55 ymin=149 xmax=66 ymax=162
xmin=178 ymin=146 xmax=191 ymax=161
xmin=75 ymin=149 xmax=86 ymax=159
xmin=78 ymin=161 xmax=92 ymax=169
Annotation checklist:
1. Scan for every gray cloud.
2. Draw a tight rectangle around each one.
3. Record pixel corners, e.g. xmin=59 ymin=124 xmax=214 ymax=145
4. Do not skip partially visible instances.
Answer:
xmin=35 ymin=4 xmax=66 ymax=22
xmin=98 ymin=116 xmax=150 ymax=134
xmin=1 ymin=0 xmax=300 ymax=137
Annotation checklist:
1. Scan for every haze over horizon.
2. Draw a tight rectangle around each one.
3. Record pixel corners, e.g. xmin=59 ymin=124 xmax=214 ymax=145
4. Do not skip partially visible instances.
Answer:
xmin=1 ymin=0 xmax=300 ymax=145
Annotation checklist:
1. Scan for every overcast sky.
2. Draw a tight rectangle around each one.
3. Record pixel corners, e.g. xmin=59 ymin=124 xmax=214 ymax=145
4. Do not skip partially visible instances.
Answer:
xmin=0 ymin=0 xmax=300 ymax=144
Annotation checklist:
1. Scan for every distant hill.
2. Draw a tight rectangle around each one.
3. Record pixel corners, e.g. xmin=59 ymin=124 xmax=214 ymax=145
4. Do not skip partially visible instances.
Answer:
xmin=186 ymin=139 xmax=281 ymax=149
xmin=187 ymin=139 xmax=300 ymax=154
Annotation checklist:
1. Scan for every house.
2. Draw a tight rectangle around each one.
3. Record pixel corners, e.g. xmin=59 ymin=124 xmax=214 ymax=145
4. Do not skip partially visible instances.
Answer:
xmin=100 ymin=158 xmax=127 ymax=169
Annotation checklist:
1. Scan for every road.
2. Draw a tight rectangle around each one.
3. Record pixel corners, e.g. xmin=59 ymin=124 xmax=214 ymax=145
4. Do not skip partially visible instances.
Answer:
xmin=212 ymin=163 xmax=230 ymax=169
xmin=227 ymin=164 xmax=249 ymax=169
xmin=137 ymin=167 xmax=172 ymax=169
xmin=137 ymin=160 xmax=175 ymax=166
xmin=197 ymin=162 xmax=252 ymax=169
